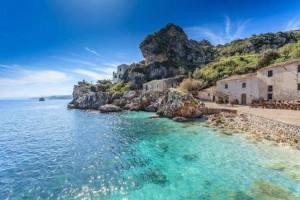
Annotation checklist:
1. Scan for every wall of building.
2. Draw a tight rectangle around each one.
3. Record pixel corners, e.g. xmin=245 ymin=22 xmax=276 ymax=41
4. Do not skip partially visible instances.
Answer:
xmin=216 ymin=78 xmax=259 ymax=105
xmin=198 ymin=87 xmax=216 ymax=102
xmin=112 ymin=64 xmax=130 ymax=84
xmin=143 ymin=78 xmax=180 ymax=92
xmin=257 ymin=63 xmax=300 ymax=101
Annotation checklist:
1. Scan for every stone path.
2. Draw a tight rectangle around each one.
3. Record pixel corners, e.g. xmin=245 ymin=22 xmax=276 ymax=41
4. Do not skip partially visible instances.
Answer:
xmin=204 ymin=102 xmax=300 ymax=127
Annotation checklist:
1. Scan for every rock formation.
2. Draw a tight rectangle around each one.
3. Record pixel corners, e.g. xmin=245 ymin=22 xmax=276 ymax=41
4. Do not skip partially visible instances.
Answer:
xmin=140 ymin=23 xmax=214 ymax=65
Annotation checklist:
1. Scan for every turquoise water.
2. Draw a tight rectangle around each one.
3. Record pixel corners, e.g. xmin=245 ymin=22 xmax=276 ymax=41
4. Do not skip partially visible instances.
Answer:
xmin=0 ymin=100 xmax=300 ymax=199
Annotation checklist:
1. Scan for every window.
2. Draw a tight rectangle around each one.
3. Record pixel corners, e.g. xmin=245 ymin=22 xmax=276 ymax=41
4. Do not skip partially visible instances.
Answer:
xmin=208 ymin=93 xmax=210 ymax=97
xmin=298 ymin=65 xmax=300 ymax=73
xmin=268 ymin=85 xmax=273 ymax=92
xmin=298 ymin=83 xmax=300 ymax=91
xmin=268 ymin=93 xmax=273 ymax=100
xmin=268 ymin=70 xmax=273 ymax=77
xmin=242 ymin=83 xmax=246 ymax=88
xmin=120 ymin=68 xmax=122 ymax=71
xmin=225 ymin=84 xmax=228 ymax=89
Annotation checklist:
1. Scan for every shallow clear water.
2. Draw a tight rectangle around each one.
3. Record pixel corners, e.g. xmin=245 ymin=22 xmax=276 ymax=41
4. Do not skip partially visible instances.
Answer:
xmin=0 ymin=100 xmax=300 ymax=199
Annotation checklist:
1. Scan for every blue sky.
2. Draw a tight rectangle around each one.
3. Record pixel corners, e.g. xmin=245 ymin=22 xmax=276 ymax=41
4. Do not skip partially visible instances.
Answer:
xmin=1 ymin=0 xmax=300 ymax=98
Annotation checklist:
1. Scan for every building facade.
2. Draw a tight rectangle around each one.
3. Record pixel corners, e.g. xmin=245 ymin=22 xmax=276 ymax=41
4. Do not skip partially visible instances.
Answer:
xmin=112 ymin=64 xmax=130 ymax=84
xmin=142 ymin=76 xmax=184 ymax=92
xmin=198 ymin=86 xmax=217 ymax=102
xmin=216 ymin=73 xmax=259 ymax=105
xmin=257 ymin=60 xmax=300 ymax=101
xmin=216 ymin=59 xmax=300 ymax=105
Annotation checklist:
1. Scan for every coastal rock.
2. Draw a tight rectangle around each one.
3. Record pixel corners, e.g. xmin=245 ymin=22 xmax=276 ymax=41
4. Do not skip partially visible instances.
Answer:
xmin=172 ymin=117 xmax=188 ymax=122
xmin=145 ymin=103 xmax=159 ymax=112
xmin=157 ymin=89 xmax=204 ymax=118
xmin=70 ymin=92 xmax=111 ymax=109
xmin=123 ymin=91 xmax=137 ymax=100
xmin=99 ymin=104 xmax=122 ymax=113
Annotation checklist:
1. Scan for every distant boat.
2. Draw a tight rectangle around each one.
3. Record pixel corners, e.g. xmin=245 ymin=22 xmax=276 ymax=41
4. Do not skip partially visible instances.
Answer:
xmin=39 ymin=97 xmax=45 ymax=101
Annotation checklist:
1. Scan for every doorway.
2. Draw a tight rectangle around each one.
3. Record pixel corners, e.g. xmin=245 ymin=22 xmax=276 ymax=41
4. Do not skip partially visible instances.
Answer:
xmin=241 ymin=94 xmax=247 ymax=105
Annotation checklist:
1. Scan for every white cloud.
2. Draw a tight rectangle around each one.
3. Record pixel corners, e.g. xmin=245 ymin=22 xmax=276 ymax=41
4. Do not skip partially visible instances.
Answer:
xmin=185 ymin=16 xmax=250 ymax=44
xmin=286 ymin=16 xmax=300 ymax=31
xmin=0 ymin=69 xmax=69 ymax=86
xmin=83 ymin=47 xmax=104 ymax=59
xmin=72 ymin=69 xmax=111 ymax=80
xmin=0 ymin=66 xmax=72 ymax=98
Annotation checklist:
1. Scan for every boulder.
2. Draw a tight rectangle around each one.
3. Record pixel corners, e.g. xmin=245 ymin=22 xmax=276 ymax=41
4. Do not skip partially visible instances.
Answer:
xmin=172 ymin=117 xmax=188 ymax=122
xmin=123 ymin=91 xmax=137 ymax=100
xmin=145 ymin=103 xmax=159 ymax=112
xmin=99 ymin=104 xmax=122 ymax=113
xmin=157 ymin=89 xmax=204 ymax=118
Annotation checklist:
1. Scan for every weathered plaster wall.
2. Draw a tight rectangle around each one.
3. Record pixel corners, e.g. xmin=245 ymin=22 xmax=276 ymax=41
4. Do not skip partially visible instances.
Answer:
xmin=216 ymin=78 xmax=259 ymax=105
xmin=257 ymin=63 xmax=300 ymax=101
xmin=143 ymin=78 xmax=180 ymax=92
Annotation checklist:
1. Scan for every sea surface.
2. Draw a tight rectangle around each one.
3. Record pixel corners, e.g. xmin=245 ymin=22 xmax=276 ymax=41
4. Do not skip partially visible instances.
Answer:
xmin=0 ymin=100 xmax=300 ymax=199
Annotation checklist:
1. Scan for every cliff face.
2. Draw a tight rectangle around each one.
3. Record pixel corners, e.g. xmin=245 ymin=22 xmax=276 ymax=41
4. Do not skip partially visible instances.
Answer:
xmin=140 ymin=23 xmax=215 ymax=65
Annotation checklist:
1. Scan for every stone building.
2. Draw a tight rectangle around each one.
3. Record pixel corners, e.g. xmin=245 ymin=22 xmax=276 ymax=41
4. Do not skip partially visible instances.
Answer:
xmin=198 ymin=86 xmax=217 ymax=102
xmin=216 ymin=59 xmax=300 ymax=105
xmin=257 ymin=59 xmax=300 ymax=101
xmin=216 ymin=73 xmax=259 ymax=105
xmin=112 ymin=64 xmax=130 ymax=84
xmin=143 ymin=76 xmax=184 ymax=92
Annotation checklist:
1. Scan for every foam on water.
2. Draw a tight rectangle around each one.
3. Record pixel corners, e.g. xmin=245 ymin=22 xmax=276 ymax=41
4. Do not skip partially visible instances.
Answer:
xmin=0 ymin=100 xmax=299 ymax=199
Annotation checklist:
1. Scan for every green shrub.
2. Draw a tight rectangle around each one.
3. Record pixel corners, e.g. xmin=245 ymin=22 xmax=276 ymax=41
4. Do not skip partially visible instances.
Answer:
xmin=256 ymin=49 xmax=280 ymax=68
xmin=109 ymin=82 xmax=130 ymax=95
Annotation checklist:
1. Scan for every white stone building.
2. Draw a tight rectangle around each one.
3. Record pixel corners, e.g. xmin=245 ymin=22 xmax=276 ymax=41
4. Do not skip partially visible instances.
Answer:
xmin=142 ymin=76 xmax=184 ymax=92
xmin=257 ymin=60 xmax=300 ymax=101
xmin=112 ymin=64 xmax=130 ymax=84
xmin=216 ymin=59 xmax=300 ymax=105
xmin=216 ymin=73 xmax=259 ymax=105
xmin=198 ymin=86 xmax=217 ymax=102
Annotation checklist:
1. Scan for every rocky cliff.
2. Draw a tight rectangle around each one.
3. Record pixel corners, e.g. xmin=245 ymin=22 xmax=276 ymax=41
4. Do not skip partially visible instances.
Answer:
xmin=140 ymin=23 xmax=214 ymax=65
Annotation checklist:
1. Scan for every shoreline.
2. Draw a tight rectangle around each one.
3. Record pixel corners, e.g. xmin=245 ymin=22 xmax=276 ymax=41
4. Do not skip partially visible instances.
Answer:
xmin=69 ymin=104 xmax=300 ymax=150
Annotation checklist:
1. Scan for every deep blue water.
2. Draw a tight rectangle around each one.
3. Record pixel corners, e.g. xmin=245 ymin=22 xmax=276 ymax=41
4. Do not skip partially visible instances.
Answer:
xmin=0 ymin=100 xmax=300 ymax=199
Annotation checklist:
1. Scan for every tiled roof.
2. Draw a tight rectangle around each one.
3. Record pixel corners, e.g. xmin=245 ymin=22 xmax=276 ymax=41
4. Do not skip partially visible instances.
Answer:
xmin=218 ymin=73 xmax=257 ymax=82
xmin=258 ymin=59 xmax=300 ymax=71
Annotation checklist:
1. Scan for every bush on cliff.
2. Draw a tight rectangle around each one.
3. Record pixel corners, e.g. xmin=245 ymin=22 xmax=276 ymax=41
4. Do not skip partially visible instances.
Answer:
xmin=109 ymin=82 xmax=130 ymax=95
xmin=96 ymin=80 xmax=112 ymax=92
xmin=179 ymin=78 xmax=202 ymax=92
xmin=256 ymin=49 xmax=280 ymax=68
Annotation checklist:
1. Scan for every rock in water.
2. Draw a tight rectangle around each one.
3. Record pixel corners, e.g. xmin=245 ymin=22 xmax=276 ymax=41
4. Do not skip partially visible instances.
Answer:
xmin=99 ymin=104 xmax=122 ymax=113
xmin=172 ymin=117 xmax=188 ymax=122
xmin=157 ymin=89 xmax=204 ymax=118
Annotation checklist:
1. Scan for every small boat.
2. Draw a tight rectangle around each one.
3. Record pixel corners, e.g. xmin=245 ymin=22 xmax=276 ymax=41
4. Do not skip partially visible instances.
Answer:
xmin=39 ymin=97 xmax=45 ymax=101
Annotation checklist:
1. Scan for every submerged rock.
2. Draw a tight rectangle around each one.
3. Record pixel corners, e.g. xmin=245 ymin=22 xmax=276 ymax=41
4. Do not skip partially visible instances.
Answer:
xmin=172 ymin=117 xmax=188 ymax=122
xmin=99 ymin=104 xmax=122 ymax=113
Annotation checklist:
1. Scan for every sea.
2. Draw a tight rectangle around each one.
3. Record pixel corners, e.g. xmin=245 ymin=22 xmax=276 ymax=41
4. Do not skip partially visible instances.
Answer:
xmin=0 ymin=100 xmax=300 ymax=199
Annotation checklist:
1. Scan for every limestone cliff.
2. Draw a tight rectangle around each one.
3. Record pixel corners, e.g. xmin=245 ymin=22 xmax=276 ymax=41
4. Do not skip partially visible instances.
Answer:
xmin=140 ymin=23 xmax=214 ymax=65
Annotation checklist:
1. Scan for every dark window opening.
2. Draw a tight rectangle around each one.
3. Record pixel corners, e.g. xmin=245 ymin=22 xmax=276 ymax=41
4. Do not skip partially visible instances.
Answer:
xmin=268 ymin=93 xmax=273 ymax=100
xmin=225 ymin=84 xmax=228 ymax=89
xmin=298 ymin=83 xmax=300 ymax=91
xmin=119 ymin=68 xmax=121 ymax=71
xmin=298 ymin=65 xmax=300 ymax=73
xmin=268 ymin=70 xmax=273 ymax=77
xmin=242 ymin=83 xmax=246 ymax=88
xmin=208 ymin=93 xmax=210 ymax=97
xmin=268 ymin=85 xmax=273 ymax=92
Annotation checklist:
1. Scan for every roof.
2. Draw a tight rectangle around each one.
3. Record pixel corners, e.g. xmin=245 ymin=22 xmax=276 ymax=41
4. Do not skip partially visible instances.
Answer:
xmin=200 ymin=86 xmax=217 ymax=92
xmin=258 ymin=59 xmax=300 ymax=71
xmin=218 ymin=73 xmax=257 ymax=83
xmin=143 ymin=76 xmax=184 ymax=85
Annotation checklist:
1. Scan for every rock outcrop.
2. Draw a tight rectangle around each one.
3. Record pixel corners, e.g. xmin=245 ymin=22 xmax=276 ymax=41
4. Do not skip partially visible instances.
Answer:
xmin=140 ymin=23 xmax=214 ymax=65
xmin=99 ymin=104 xmax=122 ymax=113
xmin=157 ymin=89 xmax=205 ymax=118
xmin=68 ymin=81 xmax=111 ymax=109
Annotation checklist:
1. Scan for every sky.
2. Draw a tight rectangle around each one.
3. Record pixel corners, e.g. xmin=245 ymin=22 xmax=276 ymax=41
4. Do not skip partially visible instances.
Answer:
xmin=1 ymin=0 xmax=300 ymax=99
